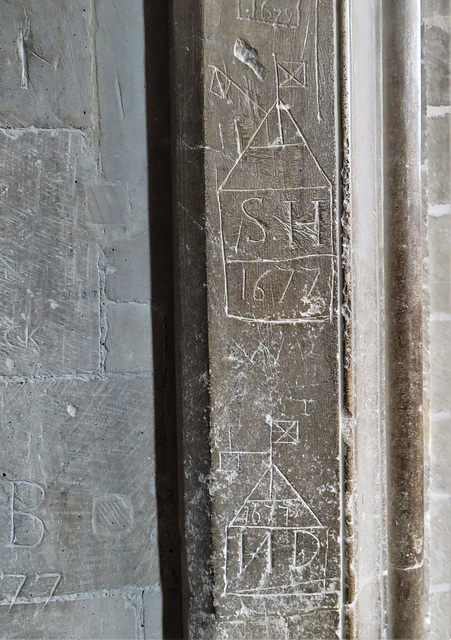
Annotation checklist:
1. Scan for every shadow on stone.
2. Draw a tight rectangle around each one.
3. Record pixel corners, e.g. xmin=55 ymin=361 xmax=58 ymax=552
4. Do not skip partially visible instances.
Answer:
xmin=144 ymin=2 xmax=184 ymax=637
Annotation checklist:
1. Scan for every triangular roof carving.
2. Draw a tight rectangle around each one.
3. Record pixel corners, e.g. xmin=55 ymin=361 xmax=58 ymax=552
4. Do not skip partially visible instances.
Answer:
xmin=219 ymin=101 xmax=331 ymax=192
xmin=229 ymin=464 xmax=323 ymax=529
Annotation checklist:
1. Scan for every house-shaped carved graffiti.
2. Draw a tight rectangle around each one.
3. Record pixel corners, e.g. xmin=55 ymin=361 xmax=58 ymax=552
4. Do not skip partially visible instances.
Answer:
xmin=225 ymin=462 xmax=328 ymax=596
xmin=218 ymin=100 xmax=334 ymax=323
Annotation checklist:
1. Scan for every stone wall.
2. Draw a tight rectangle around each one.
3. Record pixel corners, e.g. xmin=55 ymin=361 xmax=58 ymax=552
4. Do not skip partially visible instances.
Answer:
xmin=0 ymin=2 xmax=162 ymax=638
xmin=0 ymin=1 xmax=446 ymax=638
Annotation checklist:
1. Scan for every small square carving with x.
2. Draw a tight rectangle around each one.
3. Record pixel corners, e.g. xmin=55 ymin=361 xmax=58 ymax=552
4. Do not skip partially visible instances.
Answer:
xmin=277 ymin=61 xmax=307 ymax=88
xmin=272 ymin=420 xmax=300 ymax=444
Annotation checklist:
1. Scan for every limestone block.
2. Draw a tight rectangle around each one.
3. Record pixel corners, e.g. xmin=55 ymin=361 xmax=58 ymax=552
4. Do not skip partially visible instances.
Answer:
xmin=427 ymin=115 xmax=450 ymax=206
xmin=105 ymin=303 xmax=152 ymax=374
xmin=104 ymin=233 xmax=151 ymax=302
xmin=0 ymin=0 xmax=160 ymax=637
xmin=424 ymin=1 xmax=451 ymax=20
xmin=430 ymin=279 xmax=451 ymax=315
xmin=424 ymin=24 xmax=450 ymax=106
xmin=429 ymin=212 xmax=451 ymax=281
xmin=0 ymin=0 xmax=93 ymax=129
xmin=144 ymin=587 xmax=163 ymax=640
xmin=429 ymin=497 xmax=451 ymax=587
xmin=0 ymin=595 xmax=138 ymax=640
xmin=0 ymin=129 xmax=100 ymax=376
xmin=94 ymin=0 xmax=147 ymax=219
xmin=0 ymin=378 xmax=159 ymax=598
xmin=430 ymin=319 xmax=451 ymax=413
xmin=430 ymin=417 xmax=451 ymax=495
xmin=430 ymin=591 xmax=451 ymax=640
xmin=85 ymin=182 xmax=130 ymax=227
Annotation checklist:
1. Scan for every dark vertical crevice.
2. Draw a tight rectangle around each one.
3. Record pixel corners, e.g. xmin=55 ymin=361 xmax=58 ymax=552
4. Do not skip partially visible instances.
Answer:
xmin=337 ymin=2 xmax=355 ymax=637
xmin=169 ymin=1 xmax=215 ymax=638
xmin=383 ymin=2 xmax=424 ymax=638
xmin=144 ymin=1 xmax=184 ymax=637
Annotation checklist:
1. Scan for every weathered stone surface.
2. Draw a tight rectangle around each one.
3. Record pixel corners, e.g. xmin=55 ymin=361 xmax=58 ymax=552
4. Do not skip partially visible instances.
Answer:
xmin=203 ymin=1 xmax=340 ymax=636
xmin=105 ymin=303 xmax=152 ymax=374
xmin=424 ymin=24 xmax=450 ymax=107
xmin=0 ymin=378 xmax=159 ymax=596
xmin=429 ymin=212 xmax=451 ymax=285
xmin=171 ymin=1 xmax=214 ymax=634
xmin=104 ymin=234 xmax=151 ymax=302
xmin=216 ymin=617 xmax=290 ymax=640
xmin=0 ymin=129 xmax=100 ymax=376
xmin=430 ymin=318 xmax=451 ymax=413
xmin=0 ymin=1 xmax=162 ymax=636
xmin=424 ymin=1 xmax=451 ymax=20
xmin=430 ymin=417 xmax=451 ymax=501
xmin=384 ymin=4 xmax=424 ymax=636
xmin=423 ymin=2 xmax=450 ymax=636
xmin=427 ymin=115 xmax=451 ymax=206
xmin=430 ymin=591 xmax=451 ymax=639
xmin=0 ymin=595 xmax=139 ymax=639
xmin=216 ymin=608 xmax=339 ymax=640
xmin=94 ymin=0 xmax=147 ymax=221
xmin=144 ymin=586 xmax=164 ymax=640
xmin=0 ymin=0 xmax=93 ymax=129
xmin=429 ymin=497 xmax=451 ymax=586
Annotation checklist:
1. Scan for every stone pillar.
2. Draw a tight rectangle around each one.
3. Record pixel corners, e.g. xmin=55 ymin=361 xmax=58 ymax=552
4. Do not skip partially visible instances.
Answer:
xmin=173 ymin=1 xmax=426 ymax=638
xmin=383 ymin=2 xmax=424 ymax=638
xmin=202 ymin=2 xmax=342 ymax=637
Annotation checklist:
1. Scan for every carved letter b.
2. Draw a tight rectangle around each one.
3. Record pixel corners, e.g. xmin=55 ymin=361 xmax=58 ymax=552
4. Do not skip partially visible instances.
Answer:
xmin=9 ymin=481 xmax=46 ymax=547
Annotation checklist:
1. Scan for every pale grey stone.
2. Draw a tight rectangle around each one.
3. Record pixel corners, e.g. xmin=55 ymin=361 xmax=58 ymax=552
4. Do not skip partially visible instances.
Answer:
xmin=0 ymin=378 xmax=159 ymax=596
xmin=428 ymin=213 xmax=451 ymax=285
xmin=104 ymin=233 xmax=151 ymax=302
xmin=105 ymin=303 xmax=152 ymax=374
xmin=144 ymin=587 xmax=163 ymax=640
xmin=430 ymin=417 xmax=451 ymax=495
xmin=424 ymin=1 xmax=451 ymax=20
xmin=348 ymin=5 xmax=388 ymax=634
xmin=429 ymin=497 xmax=451 ymax=587
xmin=0 ymin=0 xmax=93 ymax=129
xmin=0 ymin=595 xmax=138 ymax=640
xmin=424 ymin=25 xmax=450 ymax=107
xmin=427 ymin=115 xmax=451 ymax=206
xmin=424 ymin=4 xmax=451 ymax=635
xmin=430 ymin=591 xmax=451 ymax=640
xmin=0 ymin=0 xmax=160 ymax=637
xmin=430 ymin=279 xmax=451 ymax=315
xmin=94 ymin=0 xmax=147 ymax=220
xmin=430 ymin=319 xmax=451 ymax=413
xmin=0 ymin=129 xmax=100 ymax=376
xmin=86 ymin=182 xmax=130 ymax=226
